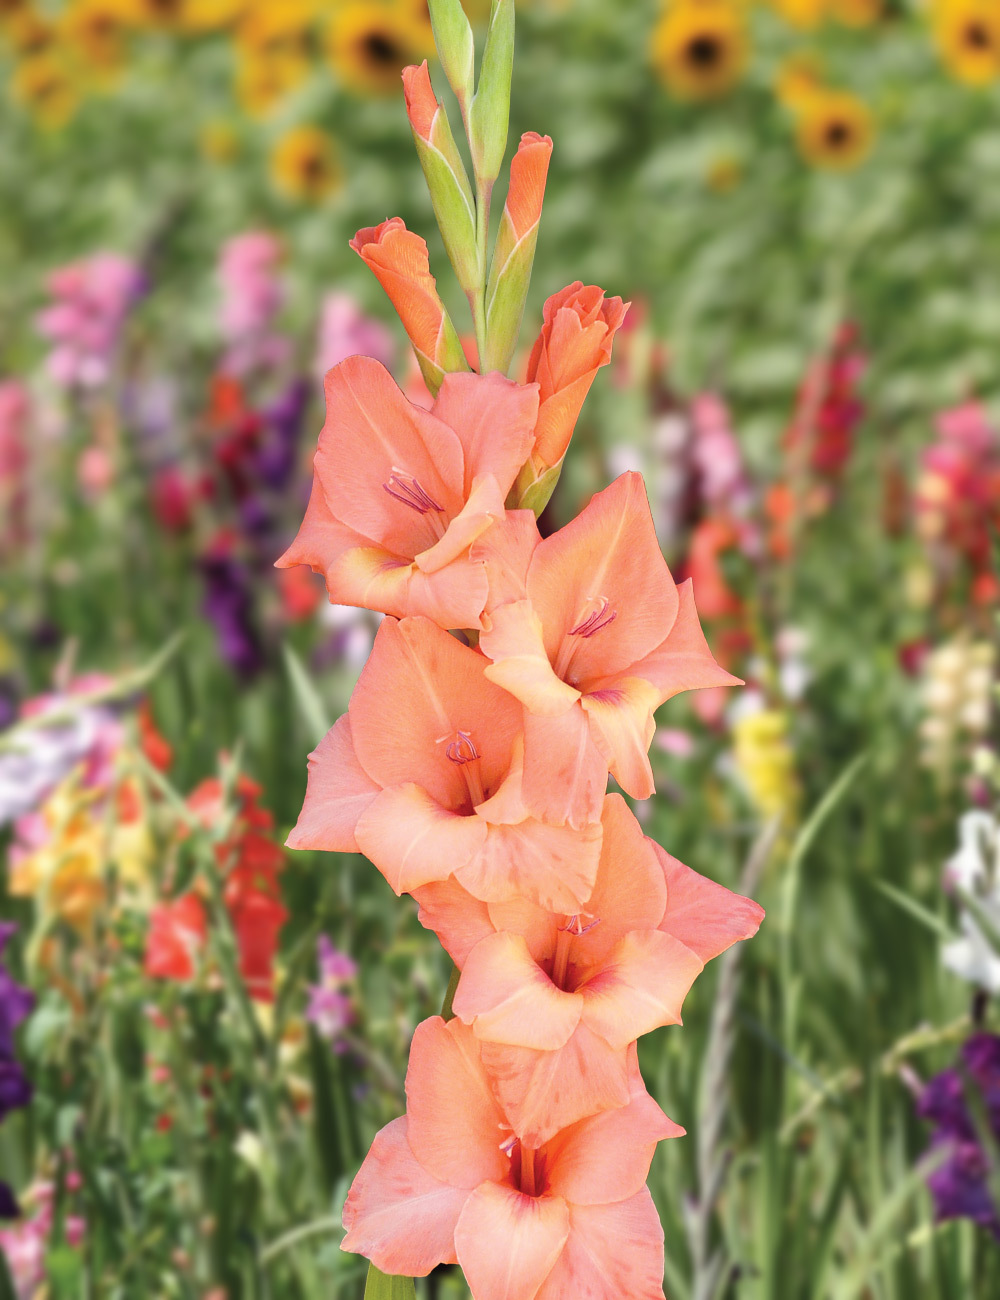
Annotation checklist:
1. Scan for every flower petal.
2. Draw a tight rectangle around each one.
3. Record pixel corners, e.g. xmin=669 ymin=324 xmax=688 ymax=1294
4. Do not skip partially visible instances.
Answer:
xmin=653 ymin=840 xmax=764 ymax=959
xmin=471 ymin=510 xmax=542 ymax=612
xmin=526 ymin=473 xmax=679 ymax=684
xmin=275 ymin=473 xmax=362 ymax=578
xmin=457 ymin=817 xmax=602 ymax=913
xmin=413 ymin=878 xmax=494 ymax=967
xmin=481 ymin=1022 xmax=630 ymax=1148
xmin=482 ymin=600 xmax=580 ymax=715
xmin=415 ymin=473 xmax=505 ymax=575
xmin=630 ymin=578 xmax=741 ymax=705
xmin=355 ymin=784 xmax=488 ymax=894
xmin=285 ymin=715 xmax=379 ymax=853
xmin=521 ymin=704 xmax=608 ymax=830
xmin=534 ymin=1189 xmax=665 ymax=1300
xmin=405 ymin=1017 xmax=509 ymax=1189
xmin=454 ymin=932 xmax=583 ymax=1050
xmin=341 ymin=1116 xmax=465 ymax=1276
xmin=579 ymin=929 xmax=705 ymax=1050
xmin=328 ymin=544 xmax=489 ymax=629
xmin=545 ymin=1049 xmax=683 ymax=1206
xmin=455 ymin=1183 xmax=569 ymax=1300
xmin=580 ymin=677 xmax=659 ymax=800
xmin=431 ymin=370 xmax=539 ymax=498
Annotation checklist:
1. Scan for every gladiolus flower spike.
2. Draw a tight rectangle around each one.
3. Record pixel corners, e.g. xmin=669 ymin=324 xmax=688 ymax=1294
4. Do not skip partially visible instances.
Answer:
xmin=281 ymin=8 xmax=764 ymax=1297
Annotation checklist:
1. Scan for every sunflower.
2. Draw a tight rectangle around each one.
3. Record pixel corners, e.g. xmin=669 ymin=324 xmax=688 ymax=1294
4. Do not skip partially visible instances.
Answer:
xmin=829 ymin=0 xmax=881 ymax=27
xmin=327 ymin=0 xmax=433 ymax=96
xmin=11 ymin=53 xmax=80 ymax=128
xmin=62 ymin=0 xmax=131 ymax=78
xmin=934 ymin=0 xmax=1000 ymax=86
xmin=271 ymin=124 xmax=342 ymax=201
xmin=794 ymin=88 xmax=874 ymax=169
xmin=124 ymin=0 xmax=188 ymax=28
xmin=775 ymin=50 xmax=824 ymax=108
xmin=236 ymin=48 xmax=310 ymax=116
xmin=3 ymin=8 xmax=57 ymax=57
xmin=238 ymin=0 xmax=314 ymax=61
xmin=181 ymin=0 xmax=248 ymax=30
xmin=652 ymin=0 xmax=748 ymax=102
xmin=768 ymin=0 xmax=826 ymax=30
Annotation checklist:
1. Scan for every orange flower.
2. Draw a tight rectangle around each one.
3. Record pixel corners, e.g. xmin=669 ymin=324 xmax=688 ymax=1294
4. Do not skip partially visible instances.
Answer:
xmin=341 ymin=1014 xmax=680 ymax=1293
xmin=287 ymin=616 xmax=603 ymax=911
xmin=416 ymin=795 xmax=762 ymax=1144
xmin=517 ymin=281 xmax=628 ymax=496
xmin=277 ymin=356 xmax=539 ymax=630
xmin=350 ymin=217 xmax=469 ymax=392
xmin=474 ymin=473 xmax=738 ymax=827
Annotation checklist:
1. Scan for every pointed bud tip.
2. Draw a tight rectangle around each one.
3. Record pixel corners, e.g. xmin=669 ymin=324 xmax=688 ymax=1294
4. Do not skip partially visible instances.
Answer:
xmin=402 ymin=61 xmax=439 ymax=141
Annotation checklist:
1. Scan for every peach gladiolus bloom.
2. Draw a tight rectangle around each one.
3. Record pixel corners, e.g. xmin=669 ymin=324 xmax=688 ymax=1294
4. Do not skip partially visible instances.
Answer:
xmin=342 ymin=1015 xmax=680 ymax=1298
xmin=475 ymin=472 xmax=739 ymax=827
xmin=523 ymin=281 xmax=629 ymax=475
xmin=351 ymin=217 xmax=468 ymax=389
xmin=286 ymin=615 xmax=603 ymax=911
xmin=277 ymin=356 xmax=539 ymax=630
xmin=416 ymin=795 xmax=763 ymax=1144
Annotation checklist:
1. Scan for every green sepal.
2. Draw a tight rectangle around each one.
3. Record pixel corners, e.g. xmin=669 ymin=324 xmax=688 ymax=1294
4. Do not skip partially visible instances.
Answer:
xmin=483 ymin=214 xmax=540 ymax=374
xmin=364 ymin=1263 xmax=417 ymax=1299
xmin=415 ymin=322 xmax=468 ymax=398
xmin=469 ymin=0 xmax=514 ymax=186
xmin=513 ymin=459 xmax=564 ymax=516
xmin=412 ymin=113 xmax=479 ymax=295
xmin=428 ymin=0 xmax=475 ymax=107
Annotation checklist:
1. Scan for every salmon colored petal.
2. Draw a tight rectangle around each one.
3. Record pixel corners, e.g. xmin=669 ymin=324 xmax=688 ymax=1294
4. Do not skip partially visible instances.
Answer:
xmin=413 ymin=878 xmax=493 ymax=966
xmin=471 ymin=510 xmax=542 ymax=613
xmin=454 ymin=932 xmax=583 ymax=1049
xmin=535 ymin=1190 xmax=665 ymax=1300
xmin=349 ymin=618 xmax=521 ymax=807
xmin=470 ymin=737 xmax=528 ymax=826
xmin=455 ymin=1183 xmax=569 ymax=1300
xmin=341 ymin=1116 xmax=465 ymax=1276
xmin=457 ymin=816 xmax=602 ymax=913
xmin=275 ymin=473 xmax=363 ymax=577
xmin=653 ymin=840 xmax=765 ymax=959
xmin=355 ymin=784 xmax=487 ymax=894
xmin=545 ymin=1050 xmax=682 ymax=1206
xmin=328 ymin=542 xmax=489 ymax=629
xmin=431 ymin=371 xmax=539 ymax=497
xmin=570 ymin=795 xmax=666 ymax=967
xmin=415 ymin=473 xmax=505 ymax=575
xmin=520 ymin=704 xmax=608 ymax=830
xmin=285 ymin=715 xmax=379 ymax=852
xmin=482 ymin=599 xmax=580 ymax=716
xmin=630 ymin=578 xmax=742 ymax=705
xmin=526 ymin=473 xmax=679 ymax=685
xmin=580 ymin=677 xmax=659 ymax=800
xmin=316 ymin=356 xmax=465 ymax=555
xmin=481 ymin=1022 xmax=630 ymax=1148
xmin=579 ymin=930 xmax=704 ymax=1050
xmin=405 ymin=1018 xmax=509 ymax=1188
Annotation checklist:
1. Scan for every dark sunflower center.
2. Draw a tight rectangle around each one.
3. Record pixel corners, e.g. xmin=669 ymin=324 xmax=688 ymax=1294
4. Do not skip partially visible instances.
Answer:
xmin=686 ymin=33 xmax=723 ymax=68
xmin=302 ymin=152 xmax=326 ymax=180
xmin=964 ymin=21 xmax=993 ymax=50
xmin=364 ymin=31 xmax=400 ymax=65
xmin=825 ymin=119 xmax=853 ymax=149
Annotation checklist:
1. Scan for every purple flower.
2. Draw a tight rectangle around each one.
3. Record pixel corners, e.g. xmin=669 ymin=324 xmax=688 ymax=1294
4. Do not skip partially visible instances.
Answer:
xmin=917 ymin=1033 xmax=1000 ymax=1236
xmin=254 ymin=378 xmax=310 ymax=489
xmin=200 ymin=553 xmax=265 ymax=680
xmin=306 ymin=937 xmax=356 ymax=1047
xmin=0 ymin=924 xmax=32 ymax=1220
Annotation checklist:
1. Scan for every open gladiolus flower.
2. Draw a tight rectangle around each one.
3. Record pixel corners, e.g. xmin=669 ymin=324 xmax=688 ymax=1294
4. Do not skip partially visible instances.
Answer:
xmin=342 ymin=1015 xmax=680 ymax=1298
xmin=476 ymin=472 xmax=739 ymax=826
xmin=288 ymin=615 xmax=603 ymax=911
xmin=416 ymin=796 xmax=762 ymax=1143
xmin=278 ymin=356 xmax=539 ymax=630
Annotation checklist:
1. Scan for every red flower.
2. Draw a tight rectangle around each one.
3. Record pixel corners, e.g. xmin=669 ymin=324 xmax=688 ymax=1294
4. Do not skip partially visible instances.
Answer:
xmin=145 ymin=894 xmax=207 ymax=983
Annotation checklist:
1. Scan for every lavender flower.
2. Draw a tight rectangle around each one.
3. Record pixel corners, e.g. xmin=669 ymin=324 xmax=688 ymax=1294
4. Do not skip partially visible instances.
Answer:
xmin=200 ymin=553 xmax=265 ymax=680
xmin=306 ymin=936 xmax=357 ymax=1048
xmin=0 ymin=924 xmax=33 ymax=1220
xmin=918 ymin=1033 xmax=1000 ymax=1236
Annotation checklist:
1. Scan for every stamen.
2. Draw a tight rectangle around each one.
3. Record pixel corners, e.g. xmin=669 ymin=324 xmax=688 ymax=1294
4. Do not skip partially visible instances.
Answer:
xmin=499 ymin=1134 xmax=518 ymax=1158
xmin=559 ymin=913 xmax=602 ymax=937
xmin=444 ymin=731 xmax=479 ymax=765
xmin=382 ymin=468 xmax=444 ymax=515
xmin=569 ymin=595 xmax=617 ymax=638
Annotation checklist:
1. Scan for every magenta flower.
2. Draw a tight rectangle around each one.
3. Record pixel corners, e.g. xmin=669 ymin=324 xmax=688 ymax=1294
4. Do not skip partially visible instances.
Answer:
xmin=315 ymin=292 xmax=394 ymax=383
xmin=306 ymin=936 xmax=357 ymax=1047
xmin=36 ymin=253 xmax=145 ymax=389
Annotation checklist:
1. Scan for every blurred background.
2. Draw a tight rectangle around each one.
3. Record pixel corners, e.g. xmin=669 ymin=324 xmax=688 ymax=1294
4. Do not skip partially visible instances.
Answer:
xmin=1 ymin=0 xmax=999 ymax=1296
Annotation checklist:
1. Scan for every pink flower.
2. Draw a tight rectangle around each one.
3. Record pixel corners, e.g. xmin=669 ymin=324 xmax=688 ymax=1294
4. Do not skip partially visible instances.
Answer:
xmin=218 ymin=231 xmax=291 ymax=378
xmin=315 ymin=291 xmax=394 ymax=382
xmin=341 ymin=1015 xmax=680 ymax=1299
xmin=37 ymin=253 xmax=144 ymax=388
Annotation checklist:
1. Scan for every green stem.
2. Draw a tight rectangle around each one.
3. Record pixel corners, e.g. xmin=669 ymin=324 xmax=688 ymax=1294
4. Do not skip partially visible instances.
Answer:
xmin=471 ymin=174 xmax=493 ymax=369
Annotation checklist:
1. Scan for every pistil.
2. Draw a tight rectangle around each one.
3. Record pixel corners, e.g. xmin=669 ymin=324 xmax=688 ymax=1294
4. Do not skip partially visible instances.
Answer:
xmin=520 ymin=1146 xmax=538 ymax=1198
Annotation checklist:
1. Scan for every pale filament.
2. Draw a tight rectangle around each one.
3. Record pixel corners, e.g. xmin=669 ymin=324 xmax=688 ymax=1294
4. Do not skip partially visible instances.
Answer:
xmin=441 ymin=730 xmax=486 ymax=806
xmin=382 ymin=469 xmax=444 ymax=515
xmin=555 ymin=594 xmax=617 ymax=681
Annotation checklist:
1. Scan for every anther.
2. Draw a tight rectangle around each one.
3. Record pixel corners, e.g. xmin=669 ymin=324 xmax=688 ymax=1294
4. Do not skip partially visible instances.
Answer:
xmin=499 ymin=1135 xmax=519 ymax=1158
xmin=569 ymin=595 xmax=617 ymax=638
xmin=382 ymin=469 xmax=444 ymax=515
xmin=558 ymin=913 xmax=601 ymax=937
xmin=444 ymin=731 xmax=479 ymax=765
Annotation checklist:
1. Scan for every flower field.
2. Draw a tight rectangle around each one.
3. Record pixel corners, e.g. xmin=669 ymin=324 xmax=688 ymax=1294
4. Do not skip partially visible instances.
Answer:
xmin=1 ymin=1 xmax=999 ymax=1297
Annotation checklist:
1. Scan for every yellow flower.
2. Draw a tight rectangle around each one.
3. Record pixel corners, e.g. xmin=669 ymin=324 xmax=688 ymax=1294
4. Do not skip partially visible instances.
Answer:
xmin=934 ymin=0 xmax=1000 ymax=86
xmin=271 ymin=124 xmax=342 ymax=201
xmin=62 ymin=0 xmax=131 ymax=80
xmin=200 ymin=117 xmax=240 ymax=161
xmin=733 ymin=709 xmax=800 ymax=835
xmin=238 ymin=0 xmax=314 ymax=60
xmin=181 ymin=0 xmax=248 ymax=30
xmin=327 ymin=0 xmax=433 ymax=96
xmin=775 ymin=50 xmax=825 ymax=109
xmin=124 ymin=0 xmax=189 ymax=28
xmin=767 ymin=0 xmax=826 ymax=31
xmin=652 ymin=0 xmax=748 ymax=102
xmin=829 ymin=0 xmax=881 ymax=27
xmin=11 ymin=53 xmax=80 ymax=129
xmin=236 ymin=48 xmax=309 ymax=116
xmin=705 ymin=153 xmax=742 ymax=191
xmin=4 ymin=9 xmax=58 ymax=57
xmin=794 ymin=88 xmax=874 ymax=169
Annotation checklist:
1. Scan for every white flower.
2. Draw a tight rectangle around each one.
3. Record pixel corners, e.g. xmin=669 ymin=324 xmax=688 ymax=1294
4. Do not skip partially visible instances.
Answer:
xmin=941 ymin=811 xmax=1000 ymax=991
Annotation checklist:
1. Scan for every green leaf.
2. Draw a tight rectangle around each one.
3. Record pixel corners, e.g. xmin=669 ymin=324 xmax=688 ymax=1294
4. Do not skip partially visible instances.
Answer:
xmin=282 ymin=642 xmax=331 ymax=744
xmin=428 ymin=0 xmax=475 ymax=107
xmin=413 ymin=123 xmax=479 ymax=295
xmin=871 ymin=879 xmax=955 ymax=940
xmin=469 ymin=0 xmax=514 ymax=185
xmin=0 ymin=1250 xmax=17 ymax=1300
xmin=364 ymin=1263 xmax=417 ymax=1299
